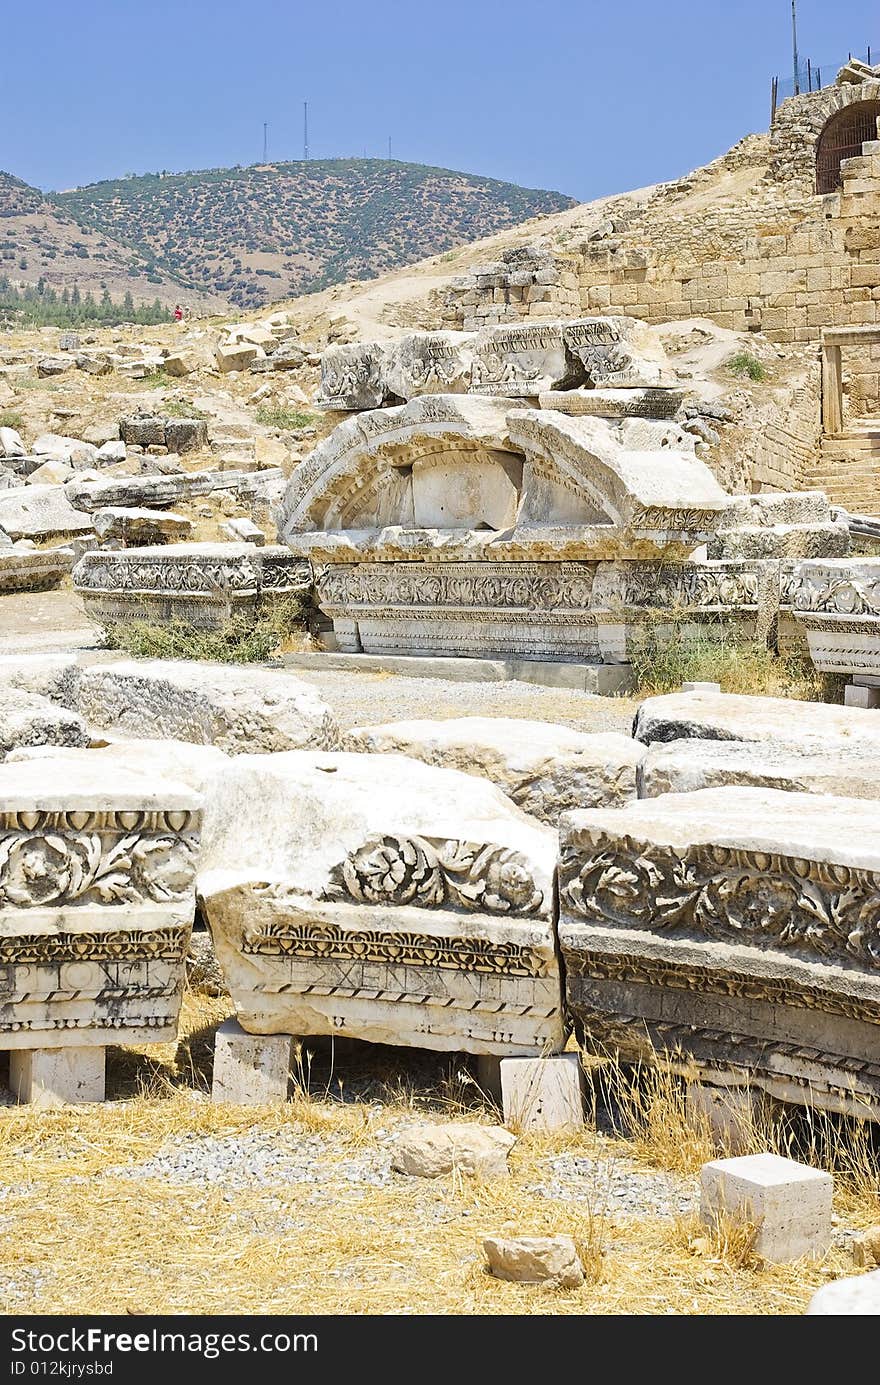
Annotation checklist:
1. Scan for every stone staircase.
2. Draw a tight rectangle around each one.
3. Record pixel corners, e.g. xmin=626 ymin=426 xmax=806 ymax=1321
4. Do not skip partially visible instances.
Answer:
xmin=815 ymin=421 xmax=880 ymax=509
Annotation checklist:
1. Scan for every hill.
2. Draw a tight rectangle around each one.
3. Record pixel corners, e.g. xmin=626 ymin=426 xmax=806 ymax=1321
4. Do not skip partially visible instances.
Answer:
xmin=50 ymin=160 xmax=576 ymax=310
xmin=0 ymin=171 xmax=226 ymax=315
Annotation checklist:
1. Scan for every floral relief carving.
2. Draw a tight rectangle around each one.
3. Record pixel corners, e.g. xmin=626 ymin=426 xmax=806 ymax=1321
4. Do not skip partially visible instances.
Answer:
xmin=559 ymin=840 xmax=880 ymax=969
xmin=0 ymin=830 xmax=199 ymax=907
xmin=325 ymin=834 xmax=544 ymax=916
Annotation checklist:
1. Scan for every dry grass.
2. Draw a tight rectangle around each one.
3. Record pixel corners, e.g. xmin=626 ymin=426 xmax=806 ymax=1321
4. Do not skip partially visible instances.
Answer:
xmin=1 ymin=995 xmax=877 ymax=1315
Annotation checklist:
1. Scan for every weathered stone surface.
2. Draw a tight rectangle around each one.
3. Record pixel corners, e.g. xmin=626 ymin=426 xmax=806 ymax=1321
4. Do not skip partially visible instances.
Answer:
xmin=483 ymin=1235 xmax=584 ymax=1287
xmin=316 ymin=343 xmax=389 ymax=410
xmin=69 ymin=660 xmax=337 ymax=753
xmin=807 ymin=1270 xmax=880 ymax=1314
xmin=639 ymin=737 xmax=880 ymax=800
xmin=383 ymin=332 xmax=474 ymax=399
xmin=791 ymin=558 xmax=880 ymax=677
xmin=221 ymin=517 xmax=266 ymax=546
xmin=538 ymin=387 xmax=683 ymax=418
xmin=559 ymin=786 xmax=880 ymax=1116
xmin=6 ymin=738 xmax=230 ymax=795
xmin=10 ymin=1046 xmax=105 ymax=1106
xmin=562 ymin=317 xmax=668 ymax=388
xmin=0 ymin=758 xmax=202 ymax=1051
xmin=0 ymin=485 xmax=93 ymax=539
xmin=0 ymin=689 xmax=89 ymax=761
xmin=710 ymin=491 xmax=849 ymax=560
xmin=701 ymin=1153 xmax=833 ymax=1263
xmin=349 ymin=718 xmax=644 ymax=825
xmin=851 ymin=1225 xmax=880 ymax=1267
xmin=500 ymin=1053 xmax=585 ymax=1131
xmin=391 ymin=1123 xmax=516 ymax=1177
xmin=73 ymin=542 xmax=310 ymax=631
xmin=93 ymin=507 xmax=194 ymax=547
xmin=471 ymin=322 xmax=579 ymax=397
xmin=216 ymin=343 xmax=263 ymax=373
xmin=164 ymin=419 xmax=209 ymax=455
xmin=0 ymin=546 xmax=75 ymax=593
xmin=211 ymin=1018 xmax=291 ymax=1103
xmin=33 ymin=434 xmax=98 ymax=468
xmin=633 ymin=689 xmax=880 ymax=754
xmin=66 ymin=468 xmax=281 ymax=513
xmin=0 ymin=426 xmax=25 ymax=458
xmin=37 ymin=356 xmax=73 ymax=377
xmin=118 ymin=415 xmax=166 ymax=448
xmin=198 ymin=751 xmax=562 ymax=1055
xmin=28 ymin=460 xmax=75 ymax=486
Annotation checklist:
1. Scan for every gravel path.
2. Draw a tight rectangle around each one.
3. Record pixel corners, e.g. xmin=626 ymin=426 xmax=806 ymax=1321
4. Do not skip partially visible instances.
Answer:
xmin=292 ymin=668 xmax=637 ymax=734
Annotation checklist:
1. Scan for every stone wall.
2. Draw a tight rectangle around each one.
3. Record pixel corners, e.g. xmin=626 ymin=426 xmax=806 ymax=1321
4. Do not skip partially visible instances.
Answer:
xmin=436 ymin=77 xmax=880 ymax=478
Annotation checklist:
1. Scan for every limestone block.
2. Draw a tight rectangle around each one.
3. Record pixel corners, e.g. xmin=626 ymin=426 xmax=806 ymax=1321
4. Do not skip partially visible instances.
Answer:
xmin=73 ymin=542 xmax=310 ymax=631
xmin=33 ymin=434 xmax=98 ymax=467
xmin=93 ymin=507 xmax=194 ymax=547
xmin=37 ymin=356 xmax=74 ymax=377
xmin=700 ymin=1154 xmax=833 ymax=1262
xmin=471 ymin=322 xmax=579 ymax=397
xmin=10 ymin=1046 xmax=106 ymax=1107
xmin=558 ymin=786 xmax=880 ymax=1116
xmin=391 ymin=1123 xmax=516 ymax=1177
xmin=96 ymin=441 xmax=128 ymax=465
xmin=845 ymin=684 xmax=880 ymax=708
xmin=807 ymin=1270 xmax=880 ymax=1314
xmin=349 ymin=718 xmax=644 ymax=826
xmin=483 ymin=1236 xmax=584 ymax=1287
xmin=163 ymin=351 xmax=201 ymax=377
xmin=118 ymin=415 xmax=167 ymax=448
xmin=851 ymin=1225 xmax=880 ymax=1268
xmin=0 ymin=426 xmax=25 ymax=458
xmin=0 ymin=689 xmax=89 ymax=761
xmin=65 ymin=468 xmax=279 ymax=513
xmin=197 ymin=751 xmax=563 ymax=1055
xmin=383 ymin=332 xmax=474 ymax=399
xmin=0 ymin=546 xmax=74 ymax=593
xmin=500 ymin=1054 xmax=585 ymax=1131
xmin=71 ymin=660 xmax=338 ymax=753
xmin=316 ymin=343 xmax=388 ymax=410
xmin=0 ymin=758 xmax=202 ymax=1051
xmin=216 ymin=343 xmax=262 ymax=373
xmin=633 ymin=689 xmax=880 ymax=754
xmin=639 ymin=737 xmax=880 ymax=800
xmin=211 ymin=1018 xmax=292 ymax=1104
xmin=0 ymin=485 xmax=93 ymax=540
xmin=164 ymin=419 xmax=209 ymax=455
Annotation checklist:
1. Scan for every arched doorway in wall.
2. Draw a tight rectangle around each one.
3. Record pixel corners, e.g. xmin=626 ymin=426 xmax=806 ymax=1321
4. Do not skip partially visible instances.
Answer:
xmin=816 ymin=101 xmax=880 ymax=193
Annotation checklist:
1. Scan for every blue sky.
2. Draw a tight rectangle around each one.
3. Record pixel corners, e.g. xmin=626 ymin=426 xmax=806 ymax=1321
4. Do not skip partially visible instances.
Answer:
xmin=3 ymin=0 xmax=878 ymax=200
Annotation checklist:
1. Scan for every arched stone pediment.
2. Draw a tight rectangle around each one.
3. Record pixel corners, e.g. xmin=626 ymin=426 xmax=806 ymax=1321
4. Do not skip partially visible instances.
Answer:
xmin=279 ymin=395 xmax=728 ymax=543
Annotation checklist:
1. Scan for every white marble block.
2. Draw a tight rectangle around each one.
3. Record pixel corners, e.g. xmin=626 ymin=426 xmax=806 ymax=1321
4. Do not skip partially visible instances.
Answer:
xmin=10 ymin=1045 xmax=106 ymax=1106
xmin=807 ymin=1270 xmax=880 ymax=1314
xmin=212 ymin=1018 xmax=293 ymax=1104
xmin=0 ymin=759 xmax=202 ymax=1053
xmin=500 ymin=1053 xmax=585 ymax=1132
xmin=198 ymin=751 xmax=563 ymax=1057
xmin=700 ymin=1153 xmax=833 ymax=1263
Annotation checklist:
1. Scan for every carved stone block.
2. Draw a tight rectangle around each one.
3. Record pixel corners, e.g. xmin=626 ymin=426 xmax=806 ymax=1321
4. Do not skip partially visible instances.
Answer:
xmin=73 ymin=542 xmax=311 ymax=632
xmin=700 ymin=1154 xmax=833 ymax=1262
xmin=558 ymin=786 xmax=880 ymax=1117
xmin=197 ymin=751 xmax=563 ymax=1056
xmin=0 ymin=760 xmax=202 ymax=1051
xmin=792 ymin=558 xmax=880 ymax=677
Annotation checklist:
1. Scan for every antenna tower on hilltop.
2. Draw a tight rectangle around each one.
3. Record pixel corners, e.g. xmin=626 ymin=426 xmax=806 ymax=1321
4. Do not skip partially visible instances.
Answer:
xmin=304 ymin=102 xmax=309 ymax=162
xmin=263 ymin=122 xmax=268 ymax=162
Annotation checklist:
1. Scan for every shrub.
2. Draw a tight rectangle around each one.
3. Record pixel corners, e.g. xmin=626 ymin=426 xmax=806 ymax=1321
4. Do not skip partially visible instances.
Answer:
xmin=727 ymin=351 xmax=768 ymax=382
xmin=102 ymin=595 xmax=310 ymax=664
xmin=628 ymin=614 xmax=831 ymax=701
xmin=0 ymin=410 xmax=24 ymax=431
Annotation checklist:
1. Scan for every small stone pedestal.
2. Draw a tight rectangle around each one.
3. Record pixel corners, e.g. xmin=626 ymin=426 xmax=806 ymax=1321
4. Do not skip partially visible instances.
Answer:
xmin=10 ymin=1047 xmax=106 ymax=1107
xmin=845 ymin=683 xmax=880 ymax=709
xmin=700 ymin=1152 xmax=833 ymax=1263
xmin=212 ymin=1018 xmax=294 ymax=1104
xmin=477 ymin=1054 xmax=585 ymax=1131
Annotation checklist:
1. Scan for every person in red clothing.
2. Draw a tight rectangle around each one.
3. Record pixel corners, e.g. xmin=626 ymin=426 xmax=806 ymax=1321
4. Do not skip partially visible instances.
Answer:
xmin=173 ymin=304 xmax=183 ymax=322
